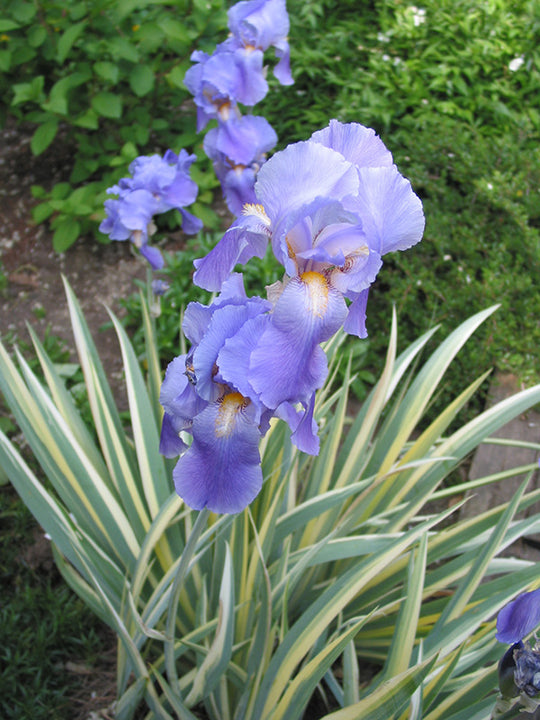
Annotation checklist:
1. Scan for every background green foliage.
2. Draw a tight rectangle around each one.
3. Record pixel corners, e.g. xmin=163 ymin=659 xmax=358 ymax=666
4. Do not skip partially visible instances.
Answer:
xmin=0 ymin=0 xmax=227 ymax=251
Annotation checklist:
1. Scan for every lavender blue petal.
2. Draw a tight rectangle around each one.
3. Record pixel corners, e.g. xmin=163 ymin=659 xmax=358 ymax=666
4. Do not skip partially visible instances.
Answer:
xmin=310 ymin=120 xmax=394 ymax=169
xmin=173 ymin=395 xmax=263 ymax=513
xmin=347 ymin=165 xmax=425 ymax=255
xmin=496 ymin=589 xmax=540 ymax=644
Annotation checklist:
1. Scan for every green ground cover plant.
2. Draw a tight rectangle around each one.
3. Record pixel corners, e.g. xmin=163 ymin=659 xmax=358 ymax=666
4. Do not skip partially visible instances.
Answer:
xmin=0 ymin=0 xmax=228 ymax=250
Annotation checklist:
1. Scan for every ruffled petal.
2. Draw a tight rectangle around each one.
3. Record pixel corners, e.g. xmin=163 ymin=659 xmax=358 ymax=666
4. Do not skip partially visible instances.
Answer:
xmin=193 ymin=219 xmax=270 ymax=291
xmin=254 ymin=142 xmax=359 ymax=234
xmin=348 ymin=165 xmax=425 ymax=255
xmin=310 ymin=119 xmax=394 ymax=169
xmin=217 ymin=313 xmax=270 ymax=412
xmin=193 ymin=298 xmax=271 ymax=401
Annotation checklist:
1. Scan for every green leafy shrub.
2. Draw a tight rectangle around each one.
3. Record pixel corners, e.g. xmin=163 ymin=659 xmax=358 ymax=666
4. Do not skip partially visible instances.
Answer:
xmin=0 ymin=0 xmax=228 ymax=250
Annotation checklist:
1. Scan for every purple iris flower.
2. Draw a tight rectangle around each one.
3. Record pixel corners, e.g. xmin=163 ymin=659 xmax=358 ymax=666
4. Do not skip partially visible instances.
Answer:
xmin=193 ymin=121 xmax=424 ymax=340
xmin=204 ymin=115 xmax=278 ymax=215
xmin=100 ymin=150 xmax=202 ymax=269
xmin=227 ymin=0 xmax=293 ymax=85
xmin=160 ymin=273 xmax=322 ymax=513
xmin=184 ymin=45 xmax=268 ymax=131
xmin=497 ymin=589 xmax=540 ymax=644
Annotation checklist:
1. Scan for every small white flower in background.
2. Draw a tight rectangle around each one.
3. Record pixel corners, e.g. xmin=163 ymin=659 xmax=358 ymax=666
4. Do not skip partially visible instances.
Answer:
xmin=408 ymin=6 xmax=426 ymax=26
xmin=377 ymin=32 xmax=390 ymax=43
xmin=509 ymin=56 xmax=524 ymax=72
xmin=487 ymin=182 xmax=494 ymax=190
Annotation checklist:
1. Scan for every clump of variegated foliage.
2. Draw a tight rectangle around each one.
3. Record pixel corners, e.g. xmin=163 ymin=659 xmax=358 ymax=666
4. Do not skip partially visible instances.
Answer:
xmin=1 ymin=280 xmax=539 ymax=720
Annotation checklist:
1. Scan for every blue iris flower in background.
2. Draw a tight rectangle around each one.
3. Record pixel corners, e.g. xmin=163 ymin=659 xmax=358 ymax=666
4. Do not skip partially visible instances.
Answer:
xmin=497 ymin=589 xmax=540 ymax=644
xmin=227 ymin=0 xmax=293 ymax=85
xmin=100 ymin=150 xmax=202 ymax=269
xmin=184 ymin=44 xmax=269 ymax=132
xmin=204 ymin=115 xmax=278 ymax=216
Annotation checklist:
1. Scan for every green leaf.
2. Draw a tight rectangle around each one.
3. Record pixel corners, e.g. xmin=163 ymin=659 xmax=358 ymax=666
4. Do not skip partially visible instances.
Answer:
xmin=31 ymin=119 xmax=59 ymax=155
xmin=12 ymin=76 xmax=44 ymax=105
xmin=129 ymin=65 xmax=155 ymax=97
xmin=57 ymin=21 xmax=86 ymax=64
xmin=91 ymin=92 xmax=122 ymax=119
xmin=52 ymin=218 xmax=80 ymax=252
xmin=0 ymin=49 xmax=11 ymax=72
xmin=0 ymin=20 xmax=20 ymax=31
xmin=185 ymin=544 xmax=235 ymax=705
xmin=28 ymin=25 xmax=47 ymax=47
xmin=108 ymin=36 xmax=139 ymax=62
xmin=321 ymin=658 xmax=438 ymax=720
xmin=94 ymin=61 xmax=119 ymax=84
xmin=73 ymin=108 xmax=99 ymax=129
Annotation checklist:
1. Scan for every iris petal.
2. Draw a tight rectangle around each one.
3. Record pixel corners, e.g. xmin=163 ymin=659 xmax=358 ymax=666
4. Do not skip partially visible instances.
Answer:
xmin=173 ymin=395 xmax=262 ymax=514
xmin=310 ymin=119 xmax=394 ymax=169
xmin=497 ymin=589 xmax=540 ymax=644
xmin=349 ymin=165 xmax=425 ymax=255
xmin=254 ymin=142 xmax=359 ymax=235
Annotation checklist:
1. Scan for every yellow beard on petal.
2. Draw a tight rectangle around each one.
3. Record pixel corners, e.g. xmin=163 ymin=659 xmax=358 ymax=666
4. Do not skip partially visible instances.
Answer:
xmin=215 ymin=392 xmax=249 ymax=438
xmin=242 ymin=203 xmax=271 ymax=226
xmin=300 ymin=271 xmax=329 ymax=318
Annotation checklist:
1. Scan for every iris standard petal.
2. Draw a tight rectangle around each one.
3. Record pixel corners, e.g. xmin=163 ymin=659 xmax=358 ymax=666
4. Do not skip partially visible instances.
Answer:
xmin=228 ymin=0 xmax=290 ymax=53
xmin=207 ymin=115 xmax=277 ymax=167
xmin=193 ymin=298 xmax=271 ymax=401
xmin=217 ymin=313 xmax=269 ymax=411
xmin=310 ymin=119 xmax=394 ymax=169
xmin=173 ymin=393 xmax=263 ymax=514
xmin=328 ymin=246 xmax=382 ymax=295
xmin=254 ymin=142 xmax=359 ymax=234
xmin=350 ymin=165 xmax=425 ymax=255
xmin=183 ymin=273 xmax=249 ymax=344
xmin=497 ymin=589 xmax=540 ymax=644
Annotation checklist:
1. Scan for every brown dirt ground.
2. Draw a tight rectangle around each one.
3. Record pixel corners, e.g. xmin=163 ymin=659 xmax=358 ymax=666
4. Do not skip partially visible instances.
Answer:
xmin=0 ymin=121 xmax=148 ymax=395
